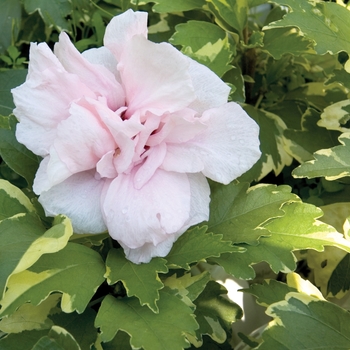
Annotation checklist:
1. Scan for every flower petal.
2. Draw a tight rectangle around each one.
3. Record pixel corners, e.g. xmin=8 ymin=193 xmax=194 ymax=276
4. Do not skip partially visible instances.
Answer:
xmin=12 ymin=42 xmax=95 ymax=156
xmin=119 ymin=35 xmax=196 ymax=117
xmin=187 ymin=58 xmax=231 ymax=113
xmin=102 ymin=168 xmax=191 ymax=251
xmin=39 ymin=171 xmax=107 ymax=234
xmin=33 ymin=148 xmax=73 ymax=194
xmin=104 ymin=9 xmax=148 ymax=61
xmin=162 ymin=102 xmax=261 ymax=184
xmin=82 ymin=46 xmax=120 ymax=78
xmin=117 ymin=172 xmax=210 ymax=264
xmin=134 ymin=143 xmax=167 ymax=189
xmin=54 ymin=33 xmax=125 ymax=110
xmin=53 ymin=99 xmax=116 ymax=174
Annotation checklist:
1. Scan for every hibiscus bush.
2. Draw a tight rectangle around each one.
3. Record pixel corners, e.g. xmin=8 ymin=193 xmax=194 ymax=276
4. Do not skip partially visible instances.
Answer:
xmin=1 ymin=0 xmax=350 ymax=349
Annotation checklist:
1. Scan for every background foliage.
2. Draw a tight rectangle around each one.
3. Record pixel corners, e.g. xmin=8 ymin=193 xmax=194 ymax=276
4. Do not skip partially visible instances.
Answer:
xmin=1 ymin=0 xmax=350 ymax=349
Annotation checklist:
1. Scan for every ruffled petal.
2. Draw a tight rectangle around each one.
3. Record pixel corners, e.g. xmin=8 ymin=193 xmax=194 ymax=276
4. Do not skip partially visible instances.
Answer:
xmin=12 ymin=43 xmax=95 ymax=156
xmin=54 ymin=100 xmax=116 ymax=174
xmin=82 ymin=46 xmax=120 ymax=78
xmin=33 ymin=148 xmax=73 ymax=194
xmin=102 ymin=168 xmax=191 ymax=251
xmin=162 ymin=102 xmax=261 ymax=184
xmin=39 ymin=171 xmax=107 ymax=234
xmin=187 ymin=58 xmax=231 ymax=114
xmin=104 ymin=9 xmax=148 ymax=61
xmin=134 ymin=143 xmax=167 ymax=189
xmin=118 ymin=35 xmax=196 ymax=117
xmin=54 ymin=33 xmax=125 ymax=110
xmin=118 ymin=172 xmax=210 ymax=264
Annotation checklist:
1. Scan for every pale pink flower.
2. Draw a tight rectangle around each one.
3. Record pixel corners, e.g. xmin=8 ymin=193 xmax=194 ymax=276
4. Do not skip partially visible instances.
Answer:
xmin=12 ymin=10 xmax=261 ymax=263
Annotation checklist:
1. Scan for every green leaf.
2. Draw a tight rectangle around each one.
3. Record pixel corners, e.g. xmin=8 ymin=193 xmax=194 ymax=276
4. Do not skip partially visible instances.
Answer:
xmin=165 ymin=226 xmax=241 ymax=270
xmin=164 ymin=271 xmax=211 ymax=306
xmin=105 ymin=248 xmax=168 ymax=312
xmin=151 ymin=0 xmax=206 ymax=12
xmin=0 ymin=178 xmax=36 ymax=220
xmin=0 ymin=0 xmax=21 ymax=54
xmin=328 ymin=253 xmax=350 ymax=296
xmin=265 ymin=0 xmax=350 ymax=55
xmin=207 ymin=182 xmax=299 ymax=244
xmin=0 ymin=330 xmax=49 ymax=350
xmin=258 ymin=293 xmax=350 ymax=349
xmin=0 ymin=242 xmax=105 ymax=316
xmin=293 ymin=132 xmax=350 ymax=180
xmin=0 ymin=115 xmax=41 ymax=187
xmin=101 ymin=331 xmax=131 ymax=350
xmin=0 ymin=213 xmax=72 ymax=298
xmin=244 ymin=280 xmax=297 ymax=307
xmin=50 ymin=307 xmax=98 ymax=350
xmin=0 ymin=70 xmax=27 ymax=115
xmin=32 ymin=326 xmax=80 ymax=350
xmin=194 ymin=281 xmax=242 ymax=344
xmin=0 ymin=293 xmax=60 ymax=333
xmin=257 ymin=201 xmax=350 ymax=272
xmin=306 ymin=246 xmax=348 ymax=297
xmin=263 ymin=27 xmax=315 ymax=59
xmin=207 ymin=0 xmax=248 ymax=35
xmin=318 ymin=99 xmax=350 ymax=133
xmin=96 ymin=290 xmax=198 ymax=350
xmin=23 ymin=0 xmax=72 ymax=32
xmin=242 ymin=105 xmax=293 ymax=181
xmin=284 ymin=108 xmax=341 ymax=163
xmin=170 ymin=21 xmax=233 ymax=77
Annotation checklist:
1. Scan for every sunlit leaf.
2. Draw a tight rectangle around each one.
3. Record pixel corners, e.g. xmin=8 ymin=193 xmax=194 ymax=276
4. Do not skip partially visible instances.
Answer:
xmin=207 ymin=182 xmax=299 ymax=244
xmin=263 ymin=27 xmax=315 ymax=59
xmin=105 ymin=248 xmax=168 ymax=312
xmin=0 ymin=243 xmax=105 ymax=316
xmin=164 ymin=271 xmax=211 ymax=306
xmin=265 ymin=0 xmax=350 ymax=55
xmin=0 ymin=294 xmax=60 ymax=333
xmin=293 ymin=132 xmax=350 ymax=180
xmin=170 ymin=20 xmax=233 ymax=77
xmin=258 ymin=293 xmax=350 ymax=349
xmin=242 ymin=105 xmax=293 ymax=181
xmin=0 ymin=214 xmax=72 ymax=298
xmin=207 ymin=0 xmax=248 ymax=34
xmin=96 ymin=290 xmax=198 ymax=350
xmin=284 ymin=108 xmax=341 ymax=163
xmin=166 ymin=226 xmax=241 ymax=270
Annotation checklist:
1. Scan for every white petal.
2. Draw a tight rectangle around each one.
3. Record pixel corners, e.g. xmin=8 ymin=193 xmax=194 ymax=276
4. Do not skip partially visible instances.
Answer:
xmin=39 ymin=171 xmax=107 ymax=234
xmin=104 ymin=9 xmax=148 ymax=61
xmin=54 ymin=100 xmax=116 ymax=174
xmin=33 ymin=148 xmax=73 ymax=194
xmin=82 ymin=46 xmax=120 ymax=78
xmin=162 ymin=102 xmax=261 ymax=184
xmin=121 ymin=235 xmax=176 ymax=264
xmin=119 ymin=172 xmax=210 ymax=264
xmin=119 ymin=35 xmax=196 ymax=117
xmin=102 ymin=169 xmax=191 ymax=250
xmin=12 ymin=43 xmax=95 ymax=156
xmin=187 ymin=58 xmax=231 ymax=114
xmin=54 ymin=33 xmax=125 ymax=110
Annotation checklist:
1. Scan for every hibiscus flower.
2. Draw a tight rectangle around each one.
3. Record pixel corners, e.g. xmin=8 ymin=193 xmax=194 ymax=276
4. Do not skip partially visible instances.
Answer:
xmin=12 ymin=10 xmax=261 ymax=263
